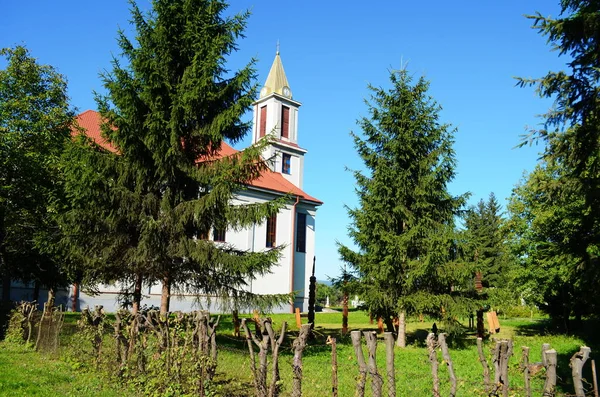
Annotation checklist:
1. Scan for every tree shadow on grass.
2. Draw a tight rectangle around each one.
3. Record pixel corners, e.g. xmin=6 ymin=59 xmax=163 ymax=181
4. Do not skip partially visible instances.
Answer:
xmin=512 ymin=318 xmax=600 ymax=395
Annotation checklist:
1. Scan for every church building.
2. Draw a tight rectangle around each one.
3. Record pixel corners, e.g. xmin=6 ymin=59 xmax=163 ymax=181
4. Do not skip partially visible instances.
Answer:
xmin=2 ymin=51 xmax=321 ymax=313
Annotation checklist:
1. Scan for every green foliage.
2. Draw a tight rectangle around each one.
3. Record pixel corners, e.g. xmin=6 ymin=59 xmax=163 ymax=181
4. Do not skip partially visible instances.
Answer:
xmin=315 ymin=282 xmax=342 ymax=307
xmin=463 ymin=193 xmax=513 ymax=288
xmin=338 ymin=68 xmax=476 ymax=329
xmin=59 ymin=0 xmax=288 ymax=311
xmin=0 ymin=45 xmax=74 ymax=290
xmin=512 ymin=1 xmax=600 ymax=325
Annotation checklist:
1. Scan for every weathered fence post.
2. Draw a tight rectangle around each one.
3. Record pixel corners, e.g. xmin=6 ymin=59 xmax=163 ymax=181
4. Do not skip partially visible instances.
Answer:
xmin=570 ymin=346 xmax=591 ymax=397
xmin=542 ymin=343 xmax=551 ymax=367
xmin=543 ymin=349 xmax=557 ymax=397
xmin=292 ymin=324 xmax=311 ymax=397
xmin=426 ymin=332 xmax=440 ymax=397
xmin=492 ymin=340 xmax=502 ymax=392
xmin=476 ymin=337 xmax=490 ymax=392
xmin=522 ymin=346 xmax=531 ymax=397
xmin=327 ymin=336 xmax=338 ymax=397
xmin=351 ymin=330 xmax=368 ymax=397
xmin=241 ymin=319 xmax=260 ymax=395
xmin=592 ymin=359 xmax=599 ymax=397
xmin=266 ymin=321 xmax=287 ymax=397
xmin=363 ymin=331 xmax=383 ymax=397
xmin=384 ymin=332 xmax=396 ymax=397
xmin=438 ymin=333 xmax=457 ymax=397
xmin=501 ymin=339 xmax=513 ymax=397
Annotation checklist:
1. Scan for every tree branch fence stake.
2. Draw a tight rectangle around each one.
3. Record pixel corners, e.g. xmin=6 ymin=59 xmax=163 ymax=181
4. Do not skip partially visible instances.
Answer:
xmin=543 ymin=349 xmax=557 ymax=397
xmin=438 ymin=333 xmax=457 ymax=397
xmin=477 ymin=337 xmax=490 ymax=392
xmin=592 ymin=359 xmax=599 ymax=397
xmin=292 ymin=324 xmax=311 ymax=397
xmin=570 ymin=346 xmax=591 ymax=397
xmin=327 ymin=336 xmax=338 ymax=397
xmin=384 ymin=332 xmax=396 ymax=397
xmin=522 ymin=346 xmax=531 ymax=397
xmin=426 ymin=332 xmax=440 ymax=397
xmin=363 ymin=331 xmax=383 ymax=397
xmin=351 ymin=330 xmax=368 ymax=397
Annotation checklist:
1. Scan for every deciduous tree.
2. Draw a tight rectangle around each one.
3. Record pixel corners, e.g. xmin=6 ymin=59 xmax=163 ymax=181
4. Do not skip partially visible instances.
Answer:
xmin=0 ymin=46 xmax=74 ymax=303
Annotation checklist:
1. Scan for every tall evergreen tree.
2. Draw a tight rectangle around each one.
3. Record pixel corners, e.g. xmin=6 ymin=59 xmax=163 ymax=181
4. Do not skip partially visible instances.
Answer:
xmin=464 ymin=193 xmax=510 ymax=288
xmin=338 ymin=69 xmax=474 ymax=347
xmin=61 ymin=0 xmax=287 ymax=314
xmin=514 ymin=0 xmax=600 ymax=320
xmin=0 ymin=46 xmax=74 ymax=303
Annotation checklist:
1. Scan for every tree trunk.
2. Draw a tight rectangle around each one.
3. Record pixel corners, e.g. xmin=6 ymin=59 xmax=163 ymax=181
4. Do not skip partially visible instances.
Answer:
xmin=395 ymin=310 xmax=406 ymax=347
xmin=71 ymin=283 xmax=79 ymax=312
xmin=47 ymin=287 xmax=55 ymax=309
xmin=33 ymin=280 xmax=40 ymax=303
xmin=132 ymin=274 xmax=143 ymax=314
xmin=160 ymin=274 xmax=170 ymax=315
xmin=342 ymin=293 xmax=348 ymax=335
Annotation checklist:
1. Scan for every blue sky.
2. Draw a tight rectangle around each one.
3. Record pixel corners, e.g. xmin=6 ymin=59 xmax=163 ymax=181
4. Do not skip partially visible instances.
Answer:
xmin=1 ymin=1 xmax=566 ymax=280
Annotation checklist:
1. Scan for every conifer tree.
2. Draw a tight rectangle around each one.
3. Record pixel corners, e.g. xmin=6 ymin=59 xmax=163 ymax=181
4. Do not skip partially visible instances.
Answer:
xmin=0 ymin=46 xmax=74 ymax=303
xmin=338 ymin=69 xmax=474 ymax=347
xmin=61 ymin=0 xmax=287 ymax=314
xmin=513 ymin=0 xmax=600 ymax=323
xmin=464 ymin=193 xmax=511 ymax=288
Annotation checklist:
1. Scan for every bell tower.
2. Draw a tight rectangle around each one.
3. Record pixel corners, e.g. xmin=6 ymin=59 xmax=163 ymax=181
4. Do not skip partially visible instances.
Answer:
xmin=252 ymin=48 xmax=306 ymax=189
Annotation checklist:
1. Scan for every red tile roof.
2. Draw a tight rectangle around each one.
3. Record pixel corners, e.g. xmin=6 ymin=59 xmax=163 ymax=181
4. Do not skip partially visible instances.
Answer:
xmin=74 ymin=110 xmax=118 ymax=153
xmin=73 ymin=110 xmax=322 ymax=205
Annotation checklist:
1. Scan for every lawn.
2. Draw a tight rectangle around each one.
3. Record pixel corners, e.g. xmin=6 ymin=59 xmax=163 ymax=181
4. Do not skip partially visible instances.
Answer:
xmin=1 ymin=311 xmax=598 ymax=396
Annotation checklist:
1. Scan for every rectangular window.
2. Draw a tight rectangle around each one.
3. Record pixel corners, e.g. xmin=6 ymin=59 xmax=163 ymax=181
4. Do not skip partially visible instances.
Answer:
xmin=281 ymin=105 xmax=289 ymax=138
xmin=282 ymin=153 xmax=291 ymax=174
xmin=266 ymin=215 xmax=277 ymax=248
xmin=296 ymin=213 xmax=307 ymax=252
xmin=213 ymin=227 xmax=226 ymax=242
xmin=260 ymin=106 xmax=267 ymax=137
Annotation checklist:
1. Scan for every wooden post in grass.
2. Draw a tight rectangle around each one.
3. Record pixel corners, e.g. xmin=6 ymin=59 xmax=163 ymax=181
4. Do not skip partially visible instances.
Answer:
xmin=351 ymin=331 xmax=368 ymax=397
xmin=265 ymin=320 xmax=287 ymax=397
xmin=542 ymin=343 xmax=551 ymax=367
xmin=477 ymin=338 xmax=490 ymax=392
xmin=501 ymin=339 xmax=513 ymax=397
xmin=384 ymin=332 xmax=396 ymax=397
xmin=327 ymin=336 xmax=338 ymax=397
xmin=292 ymin=324 xmax=311 ymax=397
xmin=295 ymin=308 xmax=302 ymax=329
xmin=241 ymin=319 xmax=260 ymax=393
xmin=592 ymin=359 xmax=599 ymax=397
xmin=363 ymin=331 xmax=383 ymax=397
xmin=438 ymin=333 xmax=457 ymax=397
xmin=570 ymin=346 xmax=591 ymax=397
xmin=522 ymin=346 xmax=531 ymax=397
xmin=426 ymin=332 xmax=440 ymax=397
xmin=543 ymin=349 xmax=557 ymax=397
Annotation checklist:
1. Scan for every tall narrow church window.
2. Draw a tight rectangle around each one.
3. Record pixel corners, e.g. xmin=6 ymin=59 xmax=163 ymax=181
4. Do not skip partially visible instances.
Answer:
xmin=213 ymin=227 xmax=226 ymax=242
xmin=266 ymin=215 xmax=277 ymax=247
xmin=281 ymin=105 xmax=290 ymax=138
xmin=260 ymin=106 xmax=267 ymax=137
xmin=282 ymin=153 xmax=291 ymax=174
xmin=296 ymin=213 xmax=307 ymax=252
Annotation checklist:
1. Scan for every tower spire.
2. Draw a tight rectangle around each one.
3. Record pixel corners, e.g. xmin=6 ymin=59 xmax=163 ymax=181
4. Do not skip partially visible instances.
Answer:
xmin=260 ymin=48 xmax=292 ymax=98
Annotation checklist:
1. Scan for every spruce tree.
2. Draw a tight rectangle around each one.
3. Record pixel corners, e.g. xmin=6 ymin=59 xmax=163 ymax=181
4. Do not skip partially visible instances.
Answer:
xmin=0 ymin=46 xmax=74 ymax=303
xmin=464 ymin=193 xmax=510 ymax=288
xmin=61 ymin=0 xmax=286 ymax=314
xmin=338 ymin=69 xmax=474 ymax=347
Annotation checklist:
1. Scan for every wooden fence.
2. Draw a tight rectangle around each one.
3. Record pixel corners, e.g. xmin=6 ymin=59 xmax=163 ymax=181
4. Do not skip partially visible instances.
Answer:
xmin=5 ymin=302 xmax=600 ymax=397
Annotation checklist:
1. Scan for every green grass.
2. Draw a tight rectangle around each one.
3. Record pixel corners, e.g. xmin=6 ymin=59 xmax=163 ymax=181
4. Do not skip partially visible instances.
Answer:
xmin=0 ymin=343 xmax=123 ymax=397
xmin=2 ymin=312 xmax=598 ymax=396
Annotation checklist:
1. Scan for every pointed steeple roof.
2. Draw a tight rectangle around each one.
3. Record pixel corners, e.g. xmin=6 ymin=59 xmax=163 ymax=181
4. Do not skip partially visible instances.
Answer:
xmin=260 ymin=49 xmax=292 ymax=98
